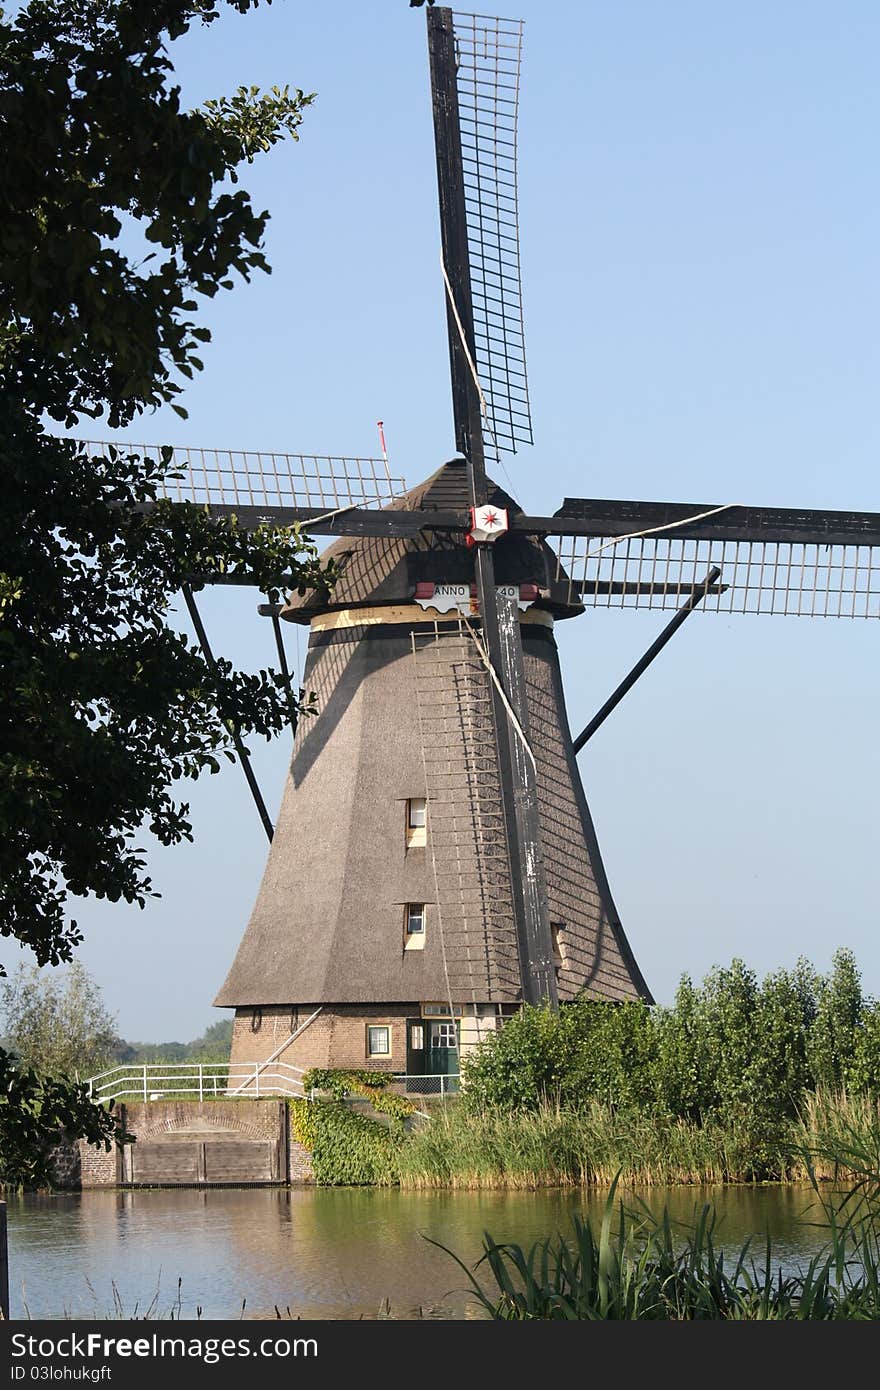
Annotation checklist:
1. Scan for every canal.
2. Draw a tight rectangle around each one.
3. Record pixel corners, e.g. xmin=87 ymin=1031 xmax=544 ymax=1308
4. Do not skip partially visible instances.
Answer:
xmin=6 ymin=1182 xmax=838 ymax=1320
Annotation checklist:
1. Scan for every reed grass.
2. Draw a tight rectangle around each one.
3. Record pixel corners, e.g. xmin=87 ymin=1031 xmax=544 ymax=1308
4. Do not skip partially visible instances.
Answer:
xmin=399 ymin=1091 xmax=880 ymax=1190
xmin=431 ymin=1170 xmax=880 ymax=1319
xmin=399 ymin=1100 xmax=781 ymax=1188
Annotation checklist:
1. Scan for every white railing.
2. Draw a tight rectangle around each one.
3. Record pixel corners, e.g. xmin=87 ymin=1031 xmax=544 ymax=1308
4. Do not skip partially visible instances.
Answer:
xmin=87 ymin=1062 xmax=307 ymax=1103
xmin=86 ymin=1064 xmax=460 ymax=1104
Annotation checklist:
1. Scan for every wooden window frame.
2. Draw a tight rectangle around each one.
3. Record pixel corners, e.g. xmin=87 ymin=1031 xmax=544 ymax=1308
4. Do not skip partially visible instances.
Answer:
xmin=407 ymin=797 xmax=427 ymax=828
xmin=366 ymin=1024 xmax=391 ymax=1058
xmin=405 ymin=903 xmax=425 ymax=935
xmin=405 ymin=798 xmax=427 ymax=848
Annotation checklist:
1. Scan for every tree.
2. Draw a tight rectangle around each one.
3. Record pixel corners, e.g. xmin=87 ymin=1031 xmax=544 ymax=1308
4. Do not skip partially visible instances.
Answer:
xmin=1 ymin=962 xmax=119 ymax=1078
xmin=188 ymin=1018 xmax=233 ymax=1060
xmin=0 ymin=0 xmax=331 ymax=967
xmin=807 ymin=947 xmax=865 ymax=1091
xmin=0 ymin=0 xmax=330 ymax=1170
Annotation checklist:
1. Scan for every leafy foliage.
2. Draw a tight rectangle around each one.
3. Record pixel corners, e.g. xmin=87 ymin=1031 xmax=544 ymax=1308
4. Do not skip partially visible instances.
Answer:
xmin=0 ymin=0 xmax=327 ymax=1179
xmin=0 ymin=1049 xmax=129 ymax=1190
xmin=461 ymin=950 xmax=880 ymax=1163
xmin=288 ymin=1098 xmax=401 ymax=1186
xmin=0 ymin=0 xmax=331 ymax=968
xmin=0 ymin=0 xmax=313 ymax=428
xmin=303 ymin=1069 xmax=417 ymax=1131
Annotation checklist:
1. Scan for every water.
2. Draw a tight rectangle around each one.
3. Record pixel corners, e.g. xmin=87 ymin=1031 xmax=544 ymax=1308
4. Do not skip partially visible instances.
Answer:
xmin=6 ymin=1183 xmax=838 ymax=1320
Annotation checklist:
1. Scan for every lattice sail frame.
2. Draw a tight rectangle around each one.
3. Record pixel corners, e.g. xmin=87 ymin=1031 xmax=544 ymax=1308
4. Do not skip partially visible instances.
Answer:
xmin=79 ymin=440 xmax=405 ymax=511
xmin=554 ymin=533 xmax=880 ymax=619
xmin=451 ymin=9 xmax=532 ymax=459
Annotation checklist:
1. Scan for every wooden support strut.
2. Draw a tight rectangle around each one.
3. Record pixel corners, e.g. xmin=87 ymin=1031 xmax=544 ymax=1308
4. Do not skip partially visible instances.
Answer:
xmin=572 ymin=567 xmax=722 ymax=754
xmin=257 ymin=602 xmax=299 ymax=740
xmin=182 ymin=585 xmax=275 ymax=843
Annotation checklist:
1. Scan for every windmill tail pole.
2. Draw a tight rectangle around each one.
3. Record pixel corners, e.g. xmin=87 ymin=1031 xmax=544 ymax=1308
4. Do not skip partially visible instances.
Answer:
xmin=259 ymin=602 xmax=299 ymax=740
xmin=572 ymin=566 xmax=722 ymax=754
xmin=182 ymin=584 xmax=275 ymax=843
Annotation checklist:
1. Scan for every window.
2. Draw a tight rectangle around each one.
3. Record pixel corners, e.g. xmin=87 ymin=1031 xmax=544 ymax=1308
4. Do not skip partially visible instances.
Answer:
xmin=405 ymin=798 xmax=427 ymax=848
xmin=404 ymin=903 xmax=426 ymax=952
xmin=551 ymin=922 xmax=567 ymax=981
xmin=421 ymin=1002 xmax=463 ymax=1018
xmin=431 ymin=1022 xmax=458 ymax=1049
xmin=367 ymin=1025 xmax=390 ymax=1057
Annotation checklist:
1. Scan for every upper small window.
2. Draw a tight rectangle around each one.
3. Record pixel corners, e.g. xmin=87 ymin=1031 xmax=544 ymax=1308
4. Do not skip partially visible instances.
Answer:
xmin=405 ymin=798 xmax=427 ymax=848
xmin=551 ymin=922 xmax=567 ymax=980
xmin=406 ymin=903 xmax=425 ymax=935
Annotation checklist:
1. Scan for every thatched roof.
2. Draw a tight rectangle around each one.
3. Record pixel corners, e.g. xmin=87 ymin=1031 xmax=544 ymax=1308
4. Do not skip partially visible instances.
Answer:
xmin=282 ymin=457 xmax=584 ymax=623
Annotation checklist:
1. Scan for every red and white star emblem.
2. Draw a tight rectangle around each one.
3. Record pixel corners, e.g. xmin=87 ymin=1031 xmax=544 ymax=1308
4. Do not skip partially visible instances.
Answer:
xmin=468 ymin=505 xmax=509 ymax=544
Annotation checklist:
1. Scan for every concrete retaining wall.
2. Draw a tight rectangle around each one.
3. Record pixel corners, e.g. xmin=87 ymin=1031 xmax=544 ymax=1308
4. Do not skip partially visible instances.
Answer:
xmin=74 ymin=1100 xmax=312 ymax=1188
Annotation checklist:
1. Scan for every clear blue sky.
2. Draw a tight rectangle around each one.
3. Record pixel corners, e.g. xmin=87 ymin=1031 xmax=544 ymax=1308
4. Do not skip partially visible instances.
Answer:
xmin=46 ymin=0 xmax=880 ymax=1041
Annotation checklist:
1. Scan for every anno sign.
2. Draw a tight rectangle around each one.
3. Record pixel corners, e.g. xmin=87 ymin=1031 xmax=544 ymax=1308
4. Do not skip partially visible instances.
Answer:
xmin=414 ymin=583 xmax=533 ymax=615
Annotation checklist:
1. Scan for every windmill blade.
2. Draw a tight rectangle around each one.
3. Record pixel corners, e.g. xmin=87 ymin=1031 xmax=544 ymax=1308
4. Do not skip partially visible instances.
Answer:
xmin=452 ymin=10 xmax=532 ymax=458
xmin=539 ymin=497 xmax=880 ymax=619
xmin=427 ymin=7 xmax=531 ymax=467
xmin=78 ymin=440 xmax=406 ymax=513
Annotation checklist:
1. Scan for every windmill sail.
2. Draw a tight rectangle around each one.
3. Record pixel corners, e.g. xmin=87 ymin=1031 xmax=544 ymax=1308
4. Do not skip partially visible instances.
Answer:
xmin=78 ymin=439 xmax=405 ymax=512
xmin=547 ymin=498 xmax=880 ymax=617
xmin=427 ymin=7 xmax=531 ymax=468
xmin=452 ymin=10 xmax=532 ymax=459
xmin=428 ymin=8 xmax=557 ymax=1008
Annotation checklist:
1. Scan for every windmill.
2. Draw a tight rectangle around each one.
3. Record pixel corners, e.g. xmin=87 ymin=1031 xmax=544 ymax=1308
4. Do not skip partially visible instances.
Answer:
xmin=86 ymin=8 xmax=880 ymax=1088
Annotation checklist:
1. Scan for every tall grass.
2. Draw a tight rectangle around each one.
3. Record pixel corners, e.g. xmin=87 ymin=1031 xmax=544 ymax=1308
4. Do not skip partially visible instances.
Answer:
xmin=399 ymin=1091 xmax=880 ymax=1190
xmin=431 ymin=1170 xmax=880 ymax=1319
xmin=399 ymin=1100 xmax=787 ymax=1188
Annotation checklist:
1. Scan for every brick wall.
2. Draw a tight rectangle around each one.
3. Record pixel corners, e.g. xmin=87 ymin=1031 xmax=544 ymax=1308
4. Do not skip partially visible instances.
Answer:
xmin=78 ymin=1136 xmax=120 ymax=1187
xmin=123 ymin=1099 xmax=284 ymax=1142
xmin=288 ymin=1138 xmax=313 ymax=1182
xmin=229 ymin=1004 xmax=418 ymax=1075
xmin=69 ymin=1100 xmax=316 ymax=1187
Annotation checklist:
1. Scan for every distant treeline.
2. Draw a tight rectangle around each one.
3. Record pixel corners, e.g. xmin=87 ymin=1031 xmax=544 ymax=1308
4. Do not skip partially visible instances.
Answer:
xmin=111 ymin=1018 xmax=232 ymax=1064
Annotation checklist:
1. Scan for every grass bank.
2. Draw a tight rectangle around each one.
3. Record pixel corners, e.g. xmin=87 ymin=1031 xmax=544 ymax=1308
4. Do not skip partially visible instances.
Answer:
xmin=293 ymin=1089 xmax=880 ymax=1190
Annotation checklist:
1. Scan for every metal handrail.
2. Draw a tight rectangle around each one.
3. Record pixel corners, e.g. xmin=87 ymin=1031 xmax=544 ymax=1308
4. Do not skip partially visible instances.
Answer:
xmin=85 ymin=1063 xmax=460 ymax=1103
xmin=87 ymin=1061 xmax=307 ymax=1102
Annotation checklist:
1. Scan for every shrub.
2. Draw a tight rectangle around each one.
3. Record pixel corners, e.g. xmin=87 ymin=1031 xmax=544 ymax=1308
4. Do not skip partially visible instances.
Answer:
xmin=460 ymin=953 xmax=880 ymax=1134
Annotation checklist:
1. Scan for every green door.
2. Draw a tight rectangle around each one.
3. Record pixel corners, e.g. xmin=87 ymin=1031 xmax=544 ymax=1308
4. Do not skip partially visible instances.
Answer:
xmin=406 ymin=1019 xmax=426 ymax=1084
xmin=426 ymin=1020 xmax=460 ymax=1094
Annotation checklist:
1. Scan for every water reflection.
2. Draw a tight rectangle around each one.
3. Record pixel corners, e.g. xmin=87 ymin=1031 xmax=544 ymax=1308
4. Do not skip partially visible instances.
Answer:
xmin=6 ymin=1183 xmax=834 ymax=1320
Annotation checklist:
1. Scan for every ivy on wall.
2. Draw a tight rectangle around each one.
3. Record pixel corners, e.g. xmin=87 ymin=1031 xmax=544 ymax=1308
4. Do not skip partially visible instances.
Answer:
xmin=302 ymin=1069 xmax=418 ymax=1128
xmin=288 ymin=1098 xmax=400 ymax=1185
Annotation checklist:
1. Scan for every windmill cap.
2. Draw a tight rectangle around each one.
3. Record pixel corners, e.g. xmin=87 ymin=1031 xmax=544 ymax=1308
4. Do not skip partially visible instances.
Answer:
xmin=281 ymin=457 xmax=585 ymax=623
